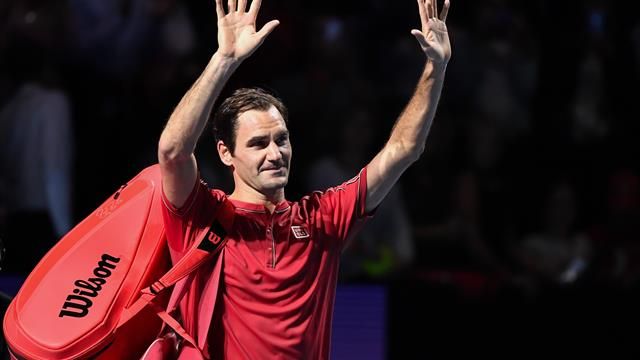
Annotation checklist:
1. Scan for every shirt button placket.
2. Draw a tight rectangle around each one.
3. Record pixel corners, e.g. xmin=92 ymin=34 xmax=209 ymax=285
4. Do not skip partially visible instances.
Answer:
xmin=266 ymin=225 xmax=274 ymax=268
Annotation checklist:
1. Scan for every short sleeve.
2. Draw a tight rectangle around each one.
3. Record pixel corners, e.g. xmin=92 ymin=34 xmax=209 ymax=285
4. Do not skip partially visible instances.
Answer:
xmin=313 ymin=167 xmax=374 ymax=251
xmin=161 ymin=178 xmax=225 ymax=255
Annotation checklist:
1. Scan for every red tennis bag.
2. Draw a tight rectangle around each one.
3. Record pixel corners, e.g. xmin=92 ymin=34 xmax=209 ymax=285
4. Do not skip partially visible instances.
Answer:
xmin=3 ymin=164 xmax=232 ymax=359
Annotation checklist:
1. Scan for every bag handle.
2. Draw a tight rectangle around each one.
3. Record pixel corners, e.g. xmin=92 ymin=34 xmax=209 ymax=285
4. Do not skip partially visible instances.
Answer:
xmin=117 ymin=198 xmax=235 ymax=352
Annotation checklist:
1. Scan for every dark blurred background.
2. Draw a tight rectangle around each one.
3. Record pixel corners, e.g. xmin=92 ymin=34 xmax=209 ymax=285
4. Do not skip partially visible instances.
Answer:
xmin=1 ymin=0 xmax=639 ymax=358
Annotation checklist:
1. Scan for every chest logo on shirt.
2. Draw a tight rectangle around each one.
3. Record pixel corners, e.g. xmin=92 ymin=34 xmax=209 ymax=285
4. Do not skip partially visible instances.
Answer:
xmin=291 ymin=225 xmax=310 ymax=239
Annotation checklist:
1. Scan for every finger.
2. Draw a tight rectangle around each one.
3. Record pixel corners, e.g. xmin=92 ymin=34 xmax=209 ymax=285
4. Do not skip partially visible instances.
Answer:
xmin=432 ymin=0 xmax=438 ymax=19
xmin=416 ymin=0 xmax=428 ymax=30
xmin=440 ymin=0 xmax=450 ymax=21
xmin=228 ymin=0 xmax=236 ymax=13
xmin=238 ymin=0 xmax=247 ymax=12
xmin=215 ymin=0 xmax=225 ymax=19
xmin=256 ymin=19 xmax=280 ymax=39
xmin=425 ymin=0 xmax=434 ymax=18
xmin=249 ymin=0 xmax=262 ymax=18
xmin=411 ymin=29 xmax=429 ymax=49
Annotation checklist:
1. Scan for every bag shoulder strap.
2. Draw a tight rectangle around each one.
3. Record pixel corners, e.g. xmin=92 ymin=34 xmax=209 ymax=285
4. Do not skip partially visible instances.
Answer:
xmin=147 ymin=196 xmax=234 ymax=296
xmin=117 ymin=198 xmax=235 ymax=351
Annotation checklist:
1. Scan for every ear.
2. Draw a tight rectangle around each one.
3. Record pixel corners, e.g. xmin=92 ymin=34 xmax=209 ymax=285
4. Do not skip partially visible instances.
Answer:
xmin=217 ymin=140 xmax=234 ymax=167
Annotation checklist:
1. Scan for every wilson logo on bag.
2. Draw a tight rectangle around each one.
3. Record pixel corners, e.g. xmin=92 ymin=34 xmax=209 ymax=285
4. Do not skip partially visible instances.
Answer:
xmin=59 ymin=254 xmax=121 ymax=318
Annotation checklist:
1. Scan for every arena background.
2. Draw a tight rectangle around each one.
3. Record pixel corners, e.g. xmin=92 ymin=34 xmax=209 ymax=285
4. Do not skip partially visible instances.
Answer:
xmin=1 ymin=0 xmax=639 ymax=358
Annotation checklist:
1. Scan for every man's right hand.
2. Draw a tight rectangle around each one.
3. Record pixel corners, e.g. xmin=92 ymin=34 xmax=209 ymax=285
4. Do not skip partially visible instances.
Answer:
xmin=215 ymin=0 xmax=279 ymax=61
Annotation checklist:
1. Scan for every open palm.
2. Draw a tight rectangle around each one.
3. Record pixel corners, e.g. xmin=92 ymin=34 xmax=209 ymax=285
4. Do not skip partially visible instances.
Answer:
xmin=411 ymin=0 xmax=451 ymax=64
xmin=215 ymin=0 xmax=279 ymax=60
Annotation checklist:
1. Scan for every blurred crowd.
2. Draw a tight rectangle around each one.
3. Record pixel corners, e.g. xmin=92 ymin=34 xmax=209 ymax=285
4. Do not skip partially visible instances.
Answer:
xmin=1 ymin=0 xmax=639 ymax=307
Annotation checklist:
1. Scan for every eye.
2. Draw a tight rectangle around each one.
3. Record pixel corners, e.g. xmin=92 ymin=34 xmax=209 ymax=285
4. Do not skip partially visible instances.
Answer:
xmin=249 ymin=139 xmax=268 ymax=148
xmin=276 ymin=134 xmax=289 ymax=146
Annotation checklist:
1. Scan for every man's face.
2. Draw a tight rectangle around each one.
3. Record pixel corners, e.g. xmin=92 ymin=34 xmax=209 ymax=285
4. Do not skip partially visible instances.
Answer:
xmin=224 ymin=106 xmax=292 ymax=196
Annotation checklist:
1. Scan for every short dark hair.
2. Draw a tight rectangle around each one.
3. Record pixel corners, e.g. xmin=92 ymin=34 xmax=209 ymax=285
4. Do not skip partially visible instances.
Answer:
xmin=212 ymin=87 xmax=288 ymax=154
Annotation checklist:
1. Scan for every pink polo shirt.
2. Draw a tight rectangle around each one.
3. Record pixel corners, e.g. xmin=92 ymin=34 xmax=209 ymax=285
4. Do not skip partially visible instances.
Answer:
xmin=161 ymin=168 xmax=371 ymax=359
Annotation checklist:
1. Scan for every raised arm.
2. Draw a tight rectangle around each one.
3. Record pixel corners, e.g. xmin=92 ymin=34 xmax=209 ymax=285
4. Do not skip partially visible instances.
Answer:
xmin=365 ymin=0 xmax=450 ymax=212
xmin=158 ymin=0 xmax=279 ymax=208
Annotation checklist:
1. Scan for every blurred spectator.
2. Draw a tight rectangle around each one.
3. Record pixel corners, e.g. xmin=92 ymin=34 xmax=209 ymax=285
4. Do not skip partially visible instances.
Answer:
xmin=0 ymin=0 xmax=73 ymax=273
xmin=0 ymin=83 xmax=73 ymax=238
xmin=414 ymin=171 xmax=511 ymax=299
xmin=589 ymin=170 xmax=640 ymax=289
xmin=511 ymin=181 xmax=592 ymax=296
xmin=465 ymin=0 xmax=539 ymax=141
xmin=67 ymin=0 xmax=176 ymax=77
xmin=570 ymin=2 xmax=610 ymax=143
xmin=571 ymin=48 xmax=608 ymax=142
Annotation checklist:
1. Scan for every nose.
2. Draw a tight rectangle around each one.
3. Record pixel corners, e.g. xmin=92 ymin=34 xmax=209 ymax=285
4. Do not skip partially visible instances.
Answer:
xmin=266 ymin=141 xmax=283 ymax=162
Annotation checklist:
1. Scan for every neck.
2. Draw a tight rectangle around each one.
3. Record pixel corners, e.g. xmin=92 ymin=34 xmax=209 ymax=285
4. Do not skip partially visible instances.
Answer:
xmin=229 ymin=185 xmax=285 ymax=213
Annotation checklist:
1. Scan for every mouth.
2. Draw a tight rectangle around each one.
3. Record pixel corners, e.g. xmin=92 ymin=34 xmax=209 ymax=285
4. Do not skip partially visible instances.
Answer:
xmin=261 ymin=166 xmax=286 ymax=173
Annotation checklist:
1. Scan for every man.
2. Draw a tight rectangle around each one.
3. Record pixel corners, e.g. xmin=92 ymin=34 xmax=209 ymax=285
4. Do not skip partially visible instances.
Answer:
xmin=157 ymin=0 xmax=451 ymax=358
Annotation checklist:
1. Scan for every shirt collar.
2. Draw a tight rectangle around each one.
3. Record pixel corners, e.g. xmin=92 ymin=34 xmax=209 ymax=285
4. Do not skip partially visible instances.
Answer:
xmin=229 ymin=198 xmax=290 ymax=214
